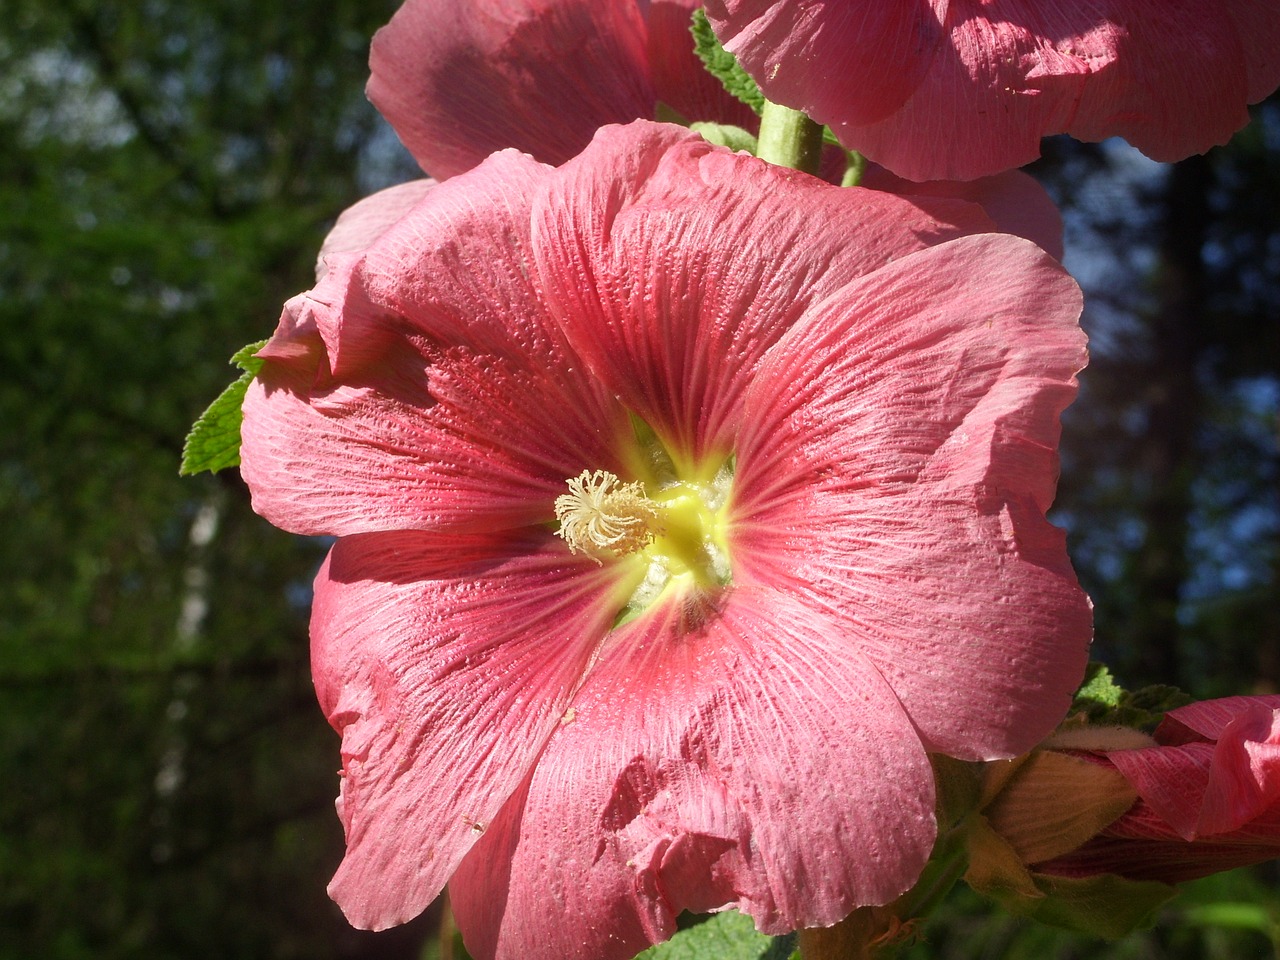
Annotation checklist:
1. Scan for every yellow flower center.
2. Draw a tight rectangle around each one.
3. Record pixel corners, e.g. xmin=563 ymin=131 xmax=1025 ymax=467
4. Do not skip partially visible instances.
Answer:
xmin=555 ymin=470 xmax=663 ymax=560
xmin=554 ymin=457 xmax=733 ymax=624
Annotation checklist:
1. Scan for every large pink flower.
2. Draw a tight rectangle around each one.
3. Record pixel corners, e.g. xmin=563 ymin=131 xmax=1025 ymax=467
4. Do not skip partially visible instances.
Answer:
xmin=240 ymin=121 xmax=1091 ymax=958
xmin=705 ymin=0 xmax=1280 ymax=181
xmin=1040 ymin=696 xmax=1280 ymax=883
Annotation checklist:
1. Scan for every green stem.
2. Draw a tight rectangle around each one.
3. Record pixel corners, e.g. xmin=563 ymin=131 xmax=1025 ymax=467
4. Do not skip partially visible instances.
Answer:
xmin=756 ymin=100 xmax=824 ymax=175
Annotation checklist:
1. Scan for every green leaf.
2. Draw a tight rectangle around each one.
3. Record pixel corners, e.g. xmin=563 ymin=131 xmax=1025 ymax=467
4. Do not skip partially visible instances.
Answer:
xmin=690 ymin=9 xmax=764 ymax=116
xmin=1069 ymin=663 xmax=1194 ymax=731
xmin=690 ymin=122 xmax=759 ymax=154
xmin=633 ymin=911 xmax=795 ymax=960
xmin=1073 ymin=662 xmax=1126 ymax=711
xmin=179 ymin=340 xmax=268 ymax=476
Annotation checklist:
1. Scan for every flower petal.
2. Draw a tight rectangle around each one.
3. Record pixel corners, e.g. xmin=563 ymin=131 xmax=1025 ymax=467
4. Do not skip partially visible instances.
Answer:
xmin=1106 ymin=743 xmax=1214 ymax=840
xmin=705 ymin=0 xmax=944 ymax=127
xmin=242 ymin=322 xmax=631 ymax=536
xmin=859 ymin=166 xmax=1064 ymax=261
xmin=449 ymin=586 xmax=935 ymax=960
xmin=315 ymin=179 xmax=436 ymax=280
xmin=241 ymin=151 xmax=633 ymax=537
xmin=734 ymin=233 xmax=1091 ymax=760
xmin=1197 ymin=704 xmax=1280 ymax=836
xmin=312 ymin=529 xmax=624 ymax=930
xmin=710 ymin=0 xmax=1280 ymax=180
xmin=534 ymin=121 xmax=997 ymax=464
xmin=647 ymin=0 xmax=758 ymax=129
xmin=1158 ymin=694 xmax=1280 ymax=745
xmin=368 ymin=0 xmax=654 ymax=179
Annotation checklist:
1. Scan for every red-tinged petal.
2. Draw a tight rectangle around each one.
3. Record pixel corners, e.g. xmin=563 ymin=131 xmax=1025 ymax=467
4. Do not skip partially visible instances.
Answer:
xmin=710 ymin=0 xmax=1280 ymax=180
xmin=1226 ymin=0 xmax=1280 ymax=101
xmin=312 ymin=529 xmax=624 ymax=930
xmin=1107 ymin=742 xmax=1214 ymax=840
xmin=1037 ymin=805 xmax=1280 ymax=883
xmin=860 ymin=166 xmax=1064 ymax=261
xmin=367 ymin=0 xmax=653 ymax=179
xmin=705 ymin=0 xmax=945 ymax=127
xmin=1062 ymin=0 xmax=1252 ymax=163
xmin=534 ymin=121 xmax=997 ymax=464
xmin=242 ymin=317 xmax=631 ymax=537
xmin=733 ymin=234 xmax=1090 ymax=760
xmin=837 ymin=3 xmax=1093 ymax=181
xmin=1157 ymin=694 xmax=1280 ymax=745
xmin=1197 ymin=704 xmax=1280 ymax=835
xmin=315 ymin=179 xmax=436 ymax=280
xmin=648 ymin=0 xmax=757 ymax=130
xmin=450 ymin=587 xmax=935 ymax=960
xmin=354 ymin=149 xmax=572 ymax=365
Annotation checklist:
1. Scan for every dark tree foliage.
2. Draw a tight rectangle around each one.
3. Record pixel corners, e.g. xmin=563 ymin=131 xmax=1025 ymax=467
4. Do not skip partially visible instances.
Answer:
xmin=0 ymin=1 xmax=429 ymax=957
xmin=1041 ymin=98 xmax=1280 ymax=698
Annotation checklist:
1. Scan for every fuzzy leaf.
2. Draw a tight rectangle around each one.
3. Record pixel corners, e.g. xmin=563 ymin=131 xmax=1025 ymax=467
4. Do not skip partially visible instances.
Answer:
xmin=690 ymin=8 xmax=763 ymax=116
xmin=1073 ymin=662 xmax=1126 ymax=711
xmin=180 ymin=340 xmax=267 ymax=476
xmin=1070 ymin=663 xmax=1194 ymax=731
xmin=634 ymin=911 xmax=795 ymax=960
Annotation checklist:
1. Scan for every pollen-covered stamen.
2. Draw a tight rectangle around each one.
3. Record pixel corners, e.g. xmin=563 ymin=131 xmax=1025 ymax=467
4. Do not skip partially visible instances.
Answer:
xmin=555 ymin=470 xmax=665 ymax=559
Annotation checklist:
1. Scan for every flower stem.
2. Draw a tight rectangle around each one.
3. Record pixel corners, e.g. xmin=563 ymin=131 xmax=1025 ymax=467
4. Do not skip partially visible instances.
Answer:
xmin=756 ymin=100 xmax=824 ymax=175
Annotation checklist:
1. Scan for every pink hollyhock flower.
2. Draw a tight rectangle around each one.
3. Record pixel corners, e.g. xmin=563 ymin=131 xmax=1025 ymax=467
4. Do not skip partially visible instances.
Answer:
xmin=1039 ymin=696 xmax=1280 ymax=883
xmin=705 ymin=0 xmax=1280 ymax=181
xmin=362 ymin=0 xmax=1066 ymax=257
xmin=240 ymin=121 xmax=1091 ymax=958
xmin=366 ymin=0 xmax=756 ymax=180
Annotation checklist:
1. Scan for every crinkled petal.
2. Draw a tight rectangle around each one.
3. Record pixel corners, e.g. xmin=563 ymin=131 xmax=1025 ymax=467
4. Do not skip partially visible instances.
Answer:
xmin=836 ymin=3 xmax=1091 ymax=181
xmin=1038 ymin=803 xmax=1280 ymax=883
xmin=534 ymin=121 xmax=996 ymax=464
xmin=733 ymin=233 xmax=1091 ymax=760
xmin=241 ymin=150 xmax=633 ymax=537
xmin=368 ymin=0 xmax=653 ymax=179
xmin=1058 ymin=1 xmax=1251 ymax=163
xmin=1198 ymin=704 xmax=1280 ymax=836
xmin=1107 ymin=742 xmax=1214 ymax=840
xmin=354 ymin=149 xmax=570 ymax=365
xmin=312 ymin=529 xmax=624 ymax=930
xmin=450 ymin=587 xmax=934 ymax=960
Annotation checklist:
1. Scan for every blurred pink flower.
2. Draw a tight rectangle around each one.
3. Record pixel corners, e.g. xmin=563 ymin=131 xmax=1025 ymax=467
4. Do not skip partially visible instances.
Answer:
xmin=367 ymin=0 xmax=755 ymax=180
xmin=241 ymin=121 xmax=1091 ymax=958
xmin=706 ymin=0 xmax=1280 ymax=181
xmin=1040 ymin=696 xmax=1280 ymax=883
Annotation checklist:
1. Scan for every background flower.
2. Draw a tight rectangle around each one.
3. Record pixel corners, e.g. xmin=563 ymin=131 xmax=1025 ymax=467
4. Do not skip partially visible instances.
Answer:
xmin=705 ymin=0 xmax=1280 ymax=181
xmin=366 ymin=0 xmax=754 ymax=180
xmin=240 ymin=121 xmax=1091 ymax=958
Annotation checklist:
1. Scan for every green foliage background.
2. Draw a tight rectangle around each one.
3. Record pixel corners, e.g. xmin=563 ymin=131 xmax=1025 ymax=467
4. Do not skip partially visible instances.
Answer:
xmin=0 ymin=1 xmax=1277 ymax=958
